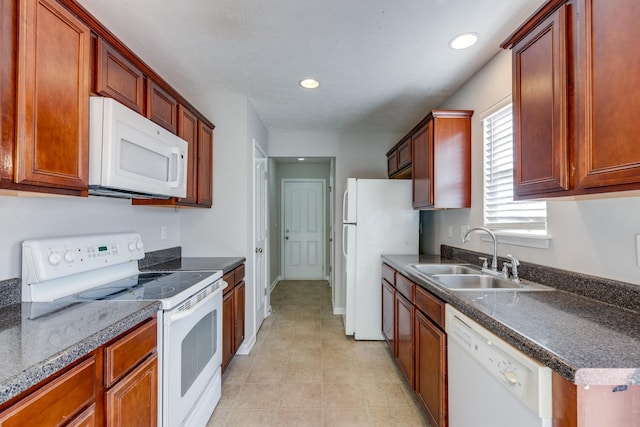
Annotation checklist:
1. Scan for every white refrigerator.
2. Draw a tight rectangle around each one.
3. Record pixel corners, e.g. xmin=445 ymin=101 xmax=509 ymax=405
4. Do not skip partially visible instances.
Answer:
xmin=342 ymin=178 xmax=418 ymax=340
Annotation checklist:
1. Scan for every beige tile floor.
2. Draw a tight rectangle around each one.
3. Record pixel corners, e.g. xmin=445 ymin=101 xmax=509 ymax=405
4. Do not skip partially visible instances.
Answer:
xmin=207 ymin=280 xmax=430 ymax=427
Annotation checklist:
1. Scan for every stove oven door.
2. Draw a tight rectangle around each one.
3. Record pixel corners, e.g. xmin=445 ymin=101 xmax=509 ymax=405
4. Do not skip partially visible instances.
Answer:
xmin=163 ymin=287 xmax=223 ymax=427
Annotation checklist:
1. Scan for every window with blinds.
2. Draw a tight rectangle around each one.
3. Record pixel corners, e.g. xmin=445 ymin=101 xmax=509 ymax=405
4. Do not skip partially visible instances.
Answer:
xmin=483 ymin=104 xmax=547 ymax=232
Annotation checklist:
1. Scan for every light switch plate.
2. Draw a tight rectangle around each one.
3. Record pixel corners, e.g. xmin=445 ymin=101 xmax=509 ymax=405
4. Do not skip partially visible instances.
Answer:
xmin=447 ymin=225 xmax=453 ymax=239
xmin=636 ymin=234 xmax=640 ymax=266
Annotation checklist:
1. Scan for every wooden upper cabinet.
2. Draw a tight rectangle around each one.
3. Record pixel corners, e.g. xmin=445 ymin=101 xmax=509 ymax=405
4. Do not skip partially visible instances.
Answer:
xmin=387 ymin=136 xmax=412 ymax=179
xmin=412 ymin=110 xmax=473 ymax=209
xmin=511 ymin=3 xmax=571 ymax=198
xmin=95 ymin=38 xmax=145 ymax=114
xmin=577 ymin=0 xmax=640 ymax=190
xmin=177 ymin=105 xmax=199 ymax=205
xmin=504 ymin=0 xmax=640 ymax=199
xmin=146 ymin=80 xmax=178 ymax=133
xmin=13 ymin=0 xmax=90 ymax=192
xmin=197 ymin=121 xmax=214 ymax=207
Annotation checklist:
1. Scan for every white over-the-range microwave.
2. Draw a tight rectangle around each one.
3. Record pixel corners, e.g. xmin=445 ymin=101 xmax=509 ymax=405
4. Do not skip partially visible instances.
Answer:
xmin=88 ymin=96 xmax=188 ymax=199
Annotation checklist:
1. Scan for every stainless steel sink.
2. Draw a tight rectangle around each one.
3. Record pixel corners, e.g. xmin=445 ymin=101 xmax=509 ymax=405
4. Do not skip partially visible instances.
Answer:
xmin=412 ymin=264 xmax=479 ymax=275
xmin=431 ymin=274 xmax=554 ymax=291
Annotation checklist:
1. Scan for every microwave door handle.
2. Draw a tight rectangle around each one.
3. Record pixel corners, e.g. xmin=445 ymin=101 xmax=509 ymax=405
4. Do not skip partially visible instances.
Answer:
xmin=169 ymin=147 xmax=180 ymax=188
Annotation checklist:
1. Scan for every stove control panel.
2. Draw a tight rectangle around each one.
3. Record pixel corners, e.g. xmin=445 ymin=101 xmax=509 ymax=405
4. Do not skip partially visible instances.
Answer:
xmin=22 ymin=233 xmax=145 ymax=285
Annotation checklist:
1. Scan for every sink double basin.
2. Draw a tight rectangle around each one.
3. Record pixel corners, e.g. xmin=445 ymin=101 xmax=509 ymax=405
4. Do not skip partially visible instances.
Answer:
xmin=410 ymin=264 xmax=554 ymax=292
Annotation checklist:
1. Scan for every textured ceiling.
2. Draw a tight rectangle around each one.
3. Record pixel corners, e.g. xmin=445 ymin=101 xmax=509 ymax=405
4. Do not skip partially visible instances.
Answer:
xmin=76 ymin=0 xmax=545 ymax=133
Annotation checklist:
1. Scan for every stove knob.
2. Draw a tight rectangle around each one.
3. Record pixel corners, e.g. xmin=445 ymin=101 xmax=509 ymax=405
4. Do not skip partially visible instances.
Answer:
xmin=48 ymin=252 xmax=62 ymax=266
xmin=64 ymin=251 xmax=76 ymax=263
xmin=128 ymin=242 xmax=136 ymax=252
xmin=136 ymin=241 xmax=144 ymax=251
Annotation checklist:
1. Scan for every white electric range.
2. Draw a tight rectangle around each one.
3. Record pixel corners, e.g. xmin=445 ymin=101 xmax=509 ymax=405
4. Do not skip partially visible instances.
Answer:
xmin=21 ymin=232 xmax=226 ymax=427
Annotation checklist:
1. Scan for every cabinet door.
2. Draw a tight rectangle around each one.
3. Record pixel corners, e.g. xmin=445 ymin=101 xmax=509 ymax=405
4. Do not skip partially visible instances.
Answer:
xmin=67 ymin=403 xmax=97 ymax=427
xmin=577 ymin=0 xmax=640 ymax=190
xmin=415 ymin=310 xmax=447 ymax=427
xmin=0 ymin=356 xmax=96 ymax=427
xmin=395 ymin=292 xmax=415 ymax=389
xmin=234 ymin=281 xmax=245 ymax=352
xmin=197 ymin=122 xmax=213 ymax=207
xmin=221 ymin=289 xmax=234 ymax=372
xmin=398 ymin=139 xmax=412 ymax=170
xmin=95 ymin=38 xmax=145 ymax=114
xmin=387 ymin=151 xmax=399 ymax=177
xmin=512 ymin=5 xmax=571 ymax=198
xmin=381 ymin=279 xmax=395 ymax=353
xmin=105 ymin=353 xmax=158 ymax=427
xmin=15 ymin=0 xmax=90 ymax=190
xmin=412 ymin=122 xmax=433 ymax=208
xmin=146 ymin=80 xmax=178 ymax=133
xmin=177 ymin=105 xmax=198 ymax=205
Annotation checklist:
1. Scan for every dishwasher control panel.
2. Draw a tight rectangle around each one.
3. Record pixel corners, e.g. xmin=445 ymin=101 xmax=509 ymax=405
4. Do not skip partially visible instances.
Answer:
xmin=445 ymin=305 xmax=552 ymax=418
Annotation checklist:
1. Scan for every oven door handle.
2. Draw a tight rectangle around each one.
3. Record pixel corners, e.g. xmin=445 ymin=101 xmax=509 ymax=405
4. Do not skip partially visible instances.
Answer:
xmin=166 ymin=281 xmax=227 ymax=325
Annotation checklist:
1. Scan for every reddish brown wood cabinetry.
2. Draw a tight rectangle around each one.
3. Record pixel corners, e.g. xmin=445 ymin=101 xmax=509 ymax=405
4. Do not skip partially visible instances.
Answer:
xmin=412 ymin=111 xmax=473 ymax=209
xmin=0 ymin=317 xmax=157 ymax=427
xmin=197 ymin=122 xmax=214 ymax=207
xmin=0 ymin=0 xmax=90 ymax=196
xmin=396 ymin=292 xmax=415 ymax=389
xmin=146 ymin=79 xmax=178 ymax=133
xmin=382 ymin=263 xmax=448 ymax=427
xmin=95 ymin=38 xmax=145 ymax=114
xmin=381 ymin=278 xmax=395 ymax=352
xmin=222 ymin=264 xmax=246 ymax=372
xmin=504 ymin=0 xmax=640 ymax=199
xmin=387 ymin=137 xmax=412 ymax=179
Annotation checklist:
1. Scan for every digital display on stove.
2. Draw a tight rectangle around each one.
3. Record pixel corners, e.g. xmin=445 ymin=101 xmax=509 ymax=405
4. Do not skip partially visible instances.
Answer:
xmin=98 ymin=246 xmax=108 ymax=252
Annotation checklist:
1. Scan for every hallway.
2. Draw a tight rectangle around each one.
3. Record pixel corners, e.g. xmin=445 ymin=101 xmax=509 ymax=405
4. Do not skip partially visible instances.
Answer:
xmin=208 ymin=280 xmax=430 ymax=426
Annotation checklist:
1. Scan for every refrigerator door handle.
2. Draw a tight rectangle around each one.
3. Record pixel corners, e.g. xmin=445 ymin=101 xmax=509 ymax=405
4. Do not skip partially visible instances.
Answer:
xmin=342 ymin=189 xmax=349 ymax=223
xmin=342 ymin=224 xmax=349 ymax=258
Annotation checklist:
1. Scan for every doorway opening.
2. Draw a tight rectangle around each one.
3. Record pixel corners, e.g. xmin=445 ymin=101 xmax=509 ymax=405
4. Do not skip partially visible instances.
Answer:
xmin=267 ymin=157 xmax=335 ymax=293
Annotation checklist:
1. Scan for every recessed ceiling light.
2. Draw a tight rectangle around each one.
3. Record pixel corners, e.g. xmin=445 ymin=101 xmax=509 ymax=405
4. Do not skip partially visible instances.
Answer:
xmin=299 ymin=78 xmax=319 ymax=89
xmin=298 ymin=157 xmax=305 ymax=161
xmin=449 ymin=33 xmax=478 ymax=50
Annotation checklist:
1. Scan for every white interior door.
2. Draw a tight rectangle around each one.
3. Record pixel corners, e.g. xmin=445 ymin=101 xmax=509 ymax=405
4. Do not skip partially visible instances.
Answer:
xmin=253 ymin=143 xmax=268 ymax=330
xmin=282 ymin=179 xmax=325 ymax=279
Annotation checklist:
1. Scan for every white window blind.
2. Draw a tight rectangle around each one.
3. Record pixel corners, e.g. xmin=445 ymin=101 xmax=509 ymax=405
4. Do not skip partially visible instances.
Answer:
xmin=483 ymin=104 xmax=547 ymax=231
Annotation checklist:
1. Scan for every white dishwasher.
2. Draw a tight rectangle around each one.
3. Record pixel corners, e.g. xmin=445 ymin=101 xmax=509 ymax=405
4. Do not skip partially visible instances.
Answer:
xmin=445 ymin=305 xmax=552 ymax=427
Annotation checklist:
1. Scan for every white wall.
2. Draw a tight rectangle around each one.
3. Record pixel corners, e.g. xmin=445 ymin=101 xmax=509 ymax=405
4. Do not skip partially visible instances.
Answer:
xmin=431 ymin=50 xmax=640 ymax=286
xmin=269 ymin=130 xmax=403 ymax=311
xmin=0 ymin=194 xmax=181 ymax=280
xmin=179 ymin=93 xmax=268 ymax=354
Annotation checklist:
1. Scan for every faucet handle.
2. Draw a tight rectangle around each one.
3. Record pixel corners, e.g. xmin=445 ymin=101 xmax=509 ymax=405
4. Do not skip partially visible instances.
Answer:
xmin=506 ymin=254 xmax=520 ymax=266
xmin=478 ymin=256 xmax=488 ymax=269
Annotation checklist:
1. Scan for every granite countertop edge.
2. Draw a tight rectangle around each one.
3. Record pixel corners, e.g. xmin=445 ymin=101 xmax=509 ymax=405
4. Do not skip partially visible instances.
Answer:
xmin=140 ymin=256 xmax=246 ymax=274
xmin=0 ymin=301 xmax=160 ymax=406
xmin=381 ymin=254 xmax=640 ymax=386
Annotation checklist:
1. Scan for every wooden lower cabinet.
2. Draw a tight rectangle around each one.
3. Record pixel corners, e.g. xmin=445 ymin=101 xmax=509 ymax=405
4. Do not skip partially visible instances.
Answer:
xmin=222 ymin=264 xmax=246 ymax=372
xmin=395 ymin=292 xmax=415 ymax=389
xmin=105 ymin=354 xmax=158 ymax=427
xmin=0 ymin=317 xmax=157 ymax=427
xmin=381 ymin=279 xmax=395 ymax=352
xmin=383 ymin=263 xmax=448 ymax=427
xmin=415 ymin=310 xmax=447 ymax=427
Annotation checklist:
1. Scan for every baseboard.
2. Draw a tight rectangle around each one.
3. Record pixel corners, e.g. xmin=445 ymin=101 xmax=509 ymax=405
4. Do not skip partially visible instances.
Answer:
xmin=333 ymin=306 xmax=345 ymax=315
xmin=270 ymin=276 xmax=281 ymax=292
xmin=236 ymin=333 xmax=256 ymax=355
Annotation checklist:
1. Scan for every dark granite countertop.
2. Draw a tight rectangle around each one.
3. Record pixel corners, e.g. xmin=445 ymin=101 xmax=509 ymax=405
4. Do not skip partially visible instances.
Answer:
xmin=382 ymin=254 xmax=640 ymax=385
xmin=140 ymin=257 xmax=245 ymax=274
xmin=0 ymin=300 xmax=160 ymax=405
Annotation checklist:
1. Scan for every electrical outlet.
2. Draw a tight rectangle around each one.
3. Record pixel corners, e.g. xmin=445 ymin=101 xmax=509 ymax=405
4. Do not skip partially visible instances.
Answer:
xmin=447 ymin=225 xmax=453 ymax=239
xmin=161 ymin=226 xmax=167 ymax=240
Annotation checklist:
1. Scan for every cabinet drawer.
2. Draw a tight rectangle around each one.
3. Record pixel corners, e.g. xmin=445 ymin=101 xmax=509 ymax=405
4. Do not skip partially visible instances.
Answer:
xmin=382 ymin=263 xmax=396 ymax=286
xmin=234 ymin=264 xmax=245 ymax=285
xmin=0 ymin=356 xmax=96 ymax=427
xmin=415 ymin=286 xmax=445 ymax=329
xmin=105 ymin=318 xmax=157 ymax=387
xmin=223 ymin=271 xmax=234 ymax=294
xmin=396 ymin=274 xmax=415 ymax=303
